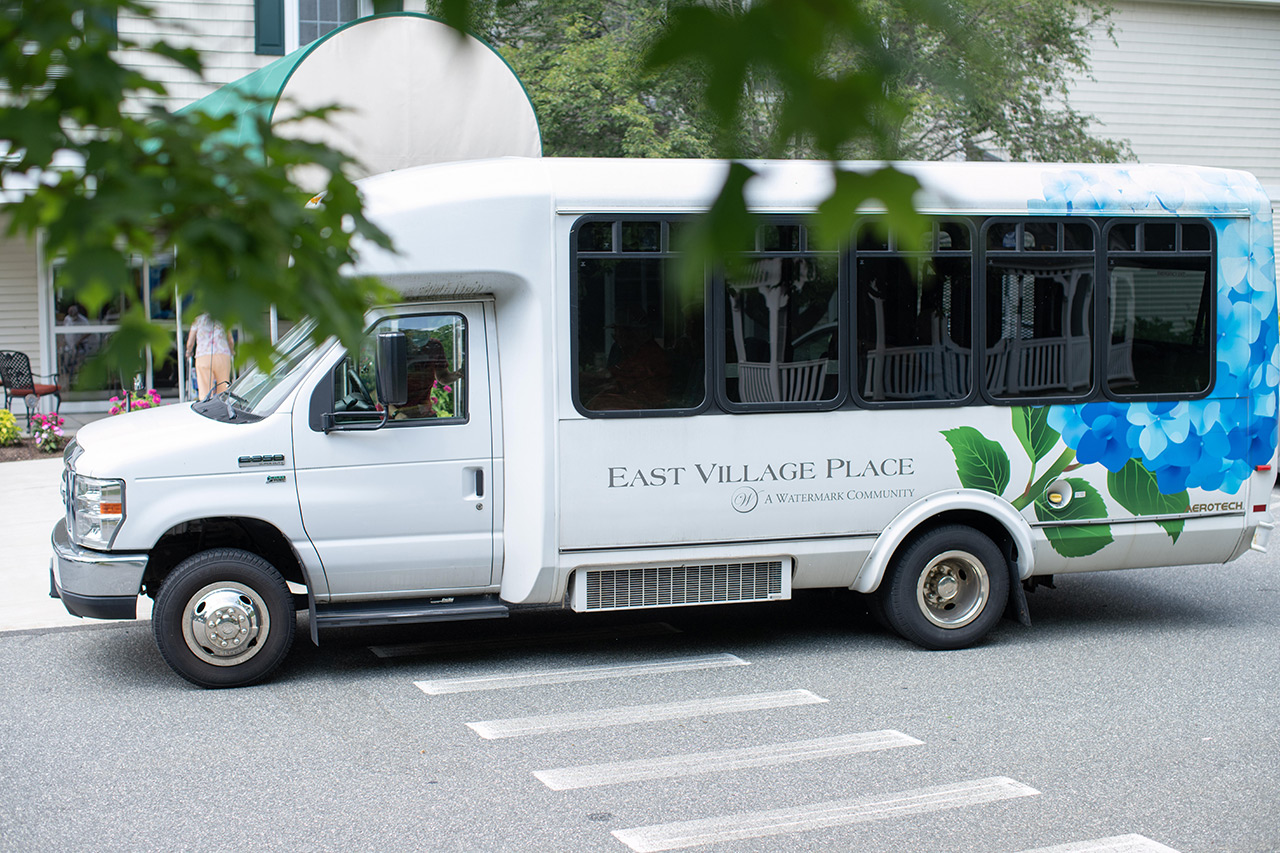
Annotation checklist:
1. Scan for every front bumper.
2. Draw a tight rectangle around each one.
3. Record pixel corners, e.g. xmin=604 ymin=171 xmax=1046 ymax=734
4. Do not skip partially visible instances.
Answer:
xmin=49 ymin=520 xmax=146 ymax=620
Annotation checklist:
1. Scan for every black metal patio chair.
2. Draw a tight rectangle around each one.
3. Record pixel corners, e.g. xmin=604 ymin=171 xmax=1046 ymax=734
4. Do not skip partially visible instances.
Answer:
xmin=0 ymin=351 xmax=61 ymax=432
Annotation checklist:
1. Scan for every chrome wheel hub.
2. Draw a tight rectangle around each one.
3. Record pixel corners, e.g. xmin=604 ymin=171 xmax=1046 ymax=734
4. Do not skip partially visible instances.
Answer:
xmin=917 ymin=549 xmax=990 ymax=629
xmin=181 ymin=582 xmax=270 ymax=667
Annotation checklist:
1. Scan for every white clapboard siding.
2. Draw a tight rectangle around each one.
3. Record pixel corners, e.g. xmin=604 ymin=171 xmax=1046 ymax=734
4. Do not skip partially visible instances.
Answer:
xmin=0 ymin=228 xmax=43 ymax=376
xmin=1069 ymin=0 xmax=1280 ymax=249
xmin=1070 ymin=0 xmax=1280 ymax=184
xmin=115 ymin=0 xmax=274 ymax=111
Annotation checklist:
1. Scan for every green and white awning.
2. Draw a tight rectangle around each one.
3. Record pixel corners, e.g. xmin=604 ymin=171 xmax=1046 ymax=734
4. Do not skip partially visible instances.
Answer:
xmin=180 ymin=13 xmax=541 ymax=180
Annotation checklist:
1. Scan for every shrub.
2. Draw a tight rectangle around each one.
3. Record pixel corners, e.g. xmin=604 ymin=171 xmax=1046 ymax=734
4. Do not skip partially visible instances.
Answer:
xmin=0 ymin=410 xmax=19 ymax=446
xmin=31 ymin=412 xmax=64 ymax=453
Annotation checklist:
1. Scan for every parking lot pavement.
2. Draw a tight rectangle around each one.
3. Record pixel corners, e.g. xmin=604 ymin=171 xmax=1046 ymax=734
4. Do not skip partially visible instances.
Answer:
xmin=0 ymin=457 xmax=151 ymax=632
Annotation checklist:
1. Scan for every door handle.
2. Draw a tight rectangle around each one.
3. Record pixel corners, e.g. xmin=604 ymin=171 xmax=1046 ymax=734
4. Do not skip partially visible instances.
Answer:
xmin=464 ymin=466 xmax=485 ymax=500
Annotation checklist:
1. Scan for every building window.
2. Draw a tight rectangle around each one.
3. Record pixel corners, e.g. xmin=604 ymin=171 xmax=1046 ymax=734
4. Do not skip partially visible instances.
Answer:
xmin=299 ymin=0 xmax=362 ymax=47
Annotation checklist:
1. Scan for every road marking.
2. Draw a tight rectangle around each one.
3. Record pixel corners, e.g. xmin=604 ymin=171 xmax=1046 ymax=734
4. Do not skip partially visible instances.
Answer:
xmin=612 ymin=776 xmax=1040 ymax=852
xmin=533 ymin=730 xmax=923 ymax=790
xmin=1016 ymin=836 xmax=1181 ymax=853
xmin=415 ymin=653 xmax=747 ymax=695
xmin=466 ymin=689 xmax=827 ymax=740
xmin=370 ymin=622 xmax=681 ymax=659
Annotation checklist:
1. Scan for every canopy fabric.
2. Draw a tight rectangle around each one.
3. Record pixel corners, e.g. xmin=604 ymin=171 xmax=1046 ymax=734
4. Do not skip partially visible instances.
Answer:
xmin=178 ymin=13 xmax=541 ymax=180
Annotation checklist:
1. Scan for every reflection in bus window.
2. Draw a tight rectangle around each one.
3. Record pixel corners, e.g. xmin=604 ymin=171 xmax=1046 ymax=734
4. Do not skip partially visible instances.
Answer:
xmin=575 ymin=220 xmax=705 ymax=413
xmin=723 ymin=225 xmax=839 ymax=406
xmin=856 ymin=221 xmax=973 ymax=403
xmin=335 ymin=314 xmax=466 ymax=423
xmin=984 ymin=221 xmax=1095 ymax=399
xmin=1106 ymin=221 xmax=1212 ymax=396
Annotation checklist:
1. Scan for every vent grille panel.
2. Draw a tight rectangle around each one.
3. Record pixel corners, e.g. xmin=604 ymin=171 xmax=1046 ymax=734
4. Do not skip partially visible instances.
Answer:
xmin=578 ymin=561 xmax=786 ymax=612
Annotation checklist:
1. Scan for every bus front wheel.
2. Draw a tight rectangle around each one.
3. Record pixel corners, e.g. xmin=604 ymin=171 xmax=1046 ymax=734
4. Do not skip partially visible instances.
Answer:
xmin=152 ymin=548 xmax=296 ymax=688
xmin=878 ymin=526 xmax=1009 ymax=650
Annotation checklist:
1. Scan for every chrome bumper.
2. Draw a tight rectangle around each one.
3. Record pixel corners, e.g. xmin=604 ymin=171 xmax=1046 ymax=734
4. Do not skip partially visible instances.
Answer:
xmin=50 ymin=520 xmax=146 ymax=620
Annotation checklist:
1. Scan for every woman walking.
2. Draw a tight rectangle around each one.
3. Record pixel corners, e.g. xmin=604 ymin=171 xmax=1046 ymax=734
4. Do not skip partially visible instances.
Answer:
xmin=186 ymin=313 xmax=234 ymax=400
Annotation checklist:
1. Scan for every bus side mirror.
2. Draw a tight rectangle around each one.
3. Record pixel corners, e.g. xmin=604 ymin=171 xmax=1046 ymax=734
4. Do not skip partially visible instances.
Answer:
xmin=376 ymin=331 xmax=408 ymax=407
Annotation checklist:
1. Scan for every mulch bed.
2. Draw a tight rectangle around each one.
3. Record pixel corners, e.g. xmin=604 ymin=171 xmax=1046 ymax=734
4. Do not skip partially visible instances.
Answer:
xmin=0 ymin=439 xmax=64 ymax=463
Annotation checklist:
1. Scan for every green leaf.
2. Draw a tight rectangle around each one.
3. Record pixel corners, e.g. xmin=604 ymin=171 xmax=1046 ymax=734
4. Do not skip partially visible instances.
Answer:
xmin=1035 ymin=477 xmax=1113 ymax=557
xmin=1107 ymin=459 xmax=1190 ymax=543
xmin=942 ymin=426 xmax=1010 ymax=496
xmin=1012 ymin=406 xmax=1060 ymax=464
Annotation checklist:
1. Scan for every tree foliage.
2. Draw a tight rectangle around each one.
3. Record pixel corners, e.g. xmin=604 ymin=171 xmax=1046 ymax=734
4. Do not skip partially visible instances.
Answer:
xmin=434 ymin=0 xmax=1129 ymax=284
xmin=0 ymin=0 xmax=392 ymax=383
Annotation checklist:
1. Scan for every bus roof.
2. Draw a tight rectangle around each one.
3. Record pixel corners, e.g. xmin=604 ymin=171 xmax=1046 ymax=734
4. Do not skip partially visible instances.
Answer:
xmin=351 ymin=157 xmax=1270 ymax=292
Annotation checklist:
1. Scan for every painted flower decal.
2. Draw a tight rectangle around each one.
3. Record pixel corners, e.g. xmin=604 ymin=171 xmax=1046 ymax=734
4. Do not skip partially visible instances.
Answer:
xmin=1037 ymin=167 xmax=1278 ymax=497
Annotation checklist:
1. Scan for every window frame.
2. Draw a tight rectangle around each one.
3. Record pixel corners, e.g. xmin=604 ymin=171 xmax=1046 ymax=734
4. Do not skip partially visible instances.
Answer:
xmin=850 ymin=217 xmax=979 ymax=411
xmin=1099 ymin=217 xmax=1217 ymax=403
xmin=570 ymin=214 xmax=712 ymax=419
xmin=315 ymin=310 xmax=471 ymax=431
xmin=714 ymin=216 xmax=846 ymax=414
xmin=977 ymin=217 xmax=1104 ymax=407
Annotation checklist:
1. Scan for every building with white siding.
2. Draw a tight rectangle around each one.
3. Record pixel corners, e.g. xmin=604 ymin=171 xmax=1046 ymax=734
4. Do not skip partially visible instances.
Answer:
xmin=1068 ymin=0 xmax=1280 ymax=240
xmin=1 ymin=0 xmax=414 ymax=412
xmin=2 ymin=0 xmax=1278 ymax=414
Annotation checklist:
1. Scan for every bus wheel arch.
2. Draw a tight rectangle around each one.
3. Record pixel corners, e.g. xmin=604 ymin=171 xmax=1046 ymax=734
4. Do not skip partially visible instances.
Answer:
xmin=152 ymin=547 xmax=296 ymax=688
xmin=143 ymin=516 xmax=314 ymax=603
xmin=851 ymin=492 xmax=1035 ymax=644
xmin=876 ymin=524 xmax=1010 ymax=649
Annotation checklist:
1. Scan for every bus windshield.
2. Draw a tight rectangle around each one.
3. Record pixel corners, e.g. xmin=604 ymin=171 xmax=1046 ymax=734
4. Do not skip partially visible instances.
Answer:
xmin=213 ymin=319 xmax=327 ymax=418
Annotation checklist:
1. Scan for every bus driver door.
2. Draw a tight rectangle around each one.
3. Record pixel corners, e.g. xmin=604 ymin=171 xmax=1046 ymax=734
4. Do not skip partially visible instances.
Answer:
xmin=291 ymin=303 xmax=496 ymax=599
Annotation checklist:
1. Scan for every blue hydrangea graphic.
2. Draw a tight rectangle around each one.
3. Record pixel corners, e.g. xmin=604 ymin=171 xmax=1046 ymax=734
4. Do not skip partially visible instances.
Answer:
xmin=1038 ymin=167 xmax=1278 ymax=495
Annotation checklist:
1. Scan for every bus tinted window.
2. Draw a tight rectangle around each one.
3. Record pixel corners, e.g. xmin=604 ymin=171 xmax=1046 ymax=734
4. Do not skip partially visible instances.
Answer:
xmin=984 ymin=220 xmax=1095 ymax=400
xmin=723 ymin=225 xmax=839 ymax=406
xmin=1106 ymin=220 xmax=1212 ymax=396
xmin=855 ymin=221 xmax=974 ymax=403
xmin=575 ymin=219 xmax=705 ymax=413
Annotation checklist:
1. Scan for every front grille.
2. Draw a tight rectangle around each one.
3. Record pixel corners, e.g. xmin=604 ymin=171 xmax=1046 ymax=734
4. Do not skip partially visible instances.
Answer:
xmin=574 ymin=560 xmax=788 ymax=612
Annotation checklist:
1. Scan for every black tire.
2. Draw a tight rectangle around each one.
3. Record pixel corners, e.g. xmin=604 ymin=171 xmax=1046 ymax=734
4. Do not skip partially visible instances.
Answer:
xmin=877 ymin=525 xmax=1009 ymax=650
xmin=152 ymin=548 xmax=296 ymax=688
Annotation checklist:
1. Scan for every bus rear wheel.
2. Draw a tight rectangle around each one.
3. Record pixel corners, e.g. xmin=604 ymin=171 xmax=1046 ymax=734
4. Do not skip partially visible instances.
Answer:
xmin=878 ymin=525 xmax=1008 ymax=650
xmin=152 ymin=548 xmax=296 ymax=688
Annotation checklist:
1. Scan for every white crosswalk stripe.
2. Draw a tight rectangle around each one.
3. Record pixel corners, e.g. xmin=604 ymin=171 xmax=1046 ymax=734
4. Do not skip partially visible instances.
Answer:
xmin=466 ymin=688 xmax=827 ymax=740
xmin=533 ymin=729 xmax=923 ymax=790
xmin=415 ymin=653 xmax=746 ymax=695
xmin=611 ymin=776 xmax=1041 ymax=852
xmin=1015 ymin=835 xmax=1182 ymax=853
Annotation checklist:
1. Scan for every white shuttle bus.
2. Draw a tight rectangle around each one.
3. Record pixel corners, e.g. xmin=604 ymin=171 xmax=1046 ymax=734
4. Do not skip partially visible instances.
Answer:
xmin=50 ymin=158 xmax=1279 ymax=687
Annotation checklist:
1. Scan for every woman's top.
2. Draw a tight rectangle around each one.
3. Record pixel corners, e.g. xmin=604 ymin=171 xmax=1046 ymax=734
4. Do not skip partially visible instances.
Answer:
xmin=191 ymin=314 xmax=232 ymax=357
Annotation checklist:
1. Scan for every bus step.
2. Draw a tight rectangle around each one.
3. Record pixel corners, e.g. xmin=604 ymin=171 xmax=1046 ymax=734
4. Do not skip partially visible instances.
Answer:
xmin=313 ymin=595 xmax=509 ymax=629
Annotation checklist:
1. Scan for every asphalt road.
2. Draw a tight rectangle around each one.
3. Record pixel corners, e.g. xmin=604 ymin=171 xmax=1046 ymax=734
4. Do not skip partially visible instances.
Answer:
xmin=1 ymin=554 xmax=1277 ymax=853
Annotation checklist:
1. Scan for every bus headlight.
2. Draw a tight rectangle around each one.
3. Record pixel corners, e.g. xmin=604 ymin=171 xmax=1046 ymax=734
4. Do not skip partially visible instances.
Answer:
xmin=70 ymin=475 xmax=125 ymax=549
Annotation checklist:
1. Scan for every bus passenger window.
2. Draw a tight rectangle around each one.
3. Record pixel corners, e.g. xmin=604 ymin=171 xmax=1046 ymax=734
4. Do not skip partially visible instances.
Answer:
xmin=722 ymin=223 xmax=839 ymax=406
xmin=1106 ymin=221 xmax=1212 ymax=397
xmin=574 ymin=218 xmax=705 ymax=414
xmin=855 ymin=220 xmax=973 ymax=404
xmin=984 ymin=220 xmax=1095 ymax=400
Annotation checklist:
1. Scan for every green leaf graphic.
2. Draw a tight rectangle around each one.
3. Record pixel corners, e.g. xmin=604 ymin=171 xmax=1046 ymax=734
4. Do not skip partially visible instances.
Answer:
xmin=1034 ymin=477 xmax=1113 ymax=557
xmin=942 ymin=427 xmax=1010 ymax=496
xmin=1107 ymin=459 xmax=1190 ymax=544
xmin=1012 ymin=406 xmax=1060 ymax=464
